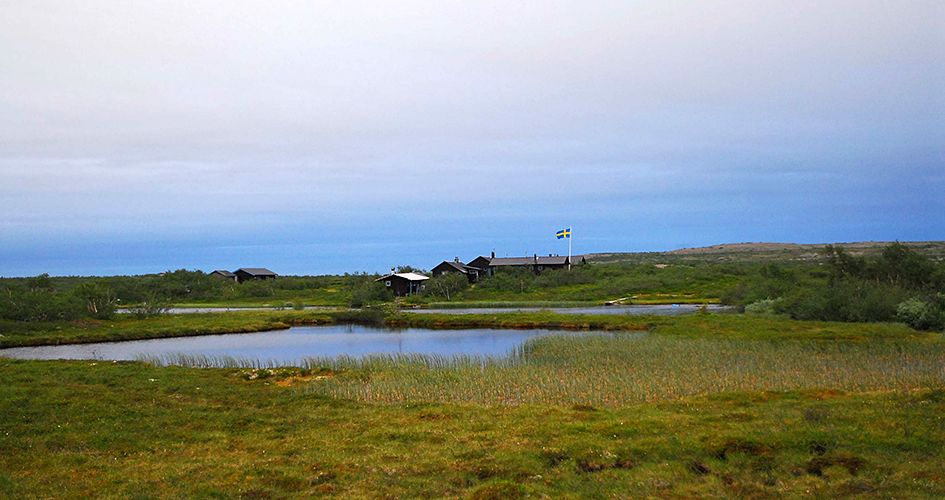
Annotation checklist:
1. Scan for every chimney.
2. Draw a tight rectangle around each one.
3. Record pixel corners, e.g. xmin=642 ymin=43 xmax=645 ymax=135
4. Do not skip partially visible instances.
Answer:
xmin=454 ymin=256 xmax=459 ymax=263
xmin=491 ymin=251 xmax=495 ymax=259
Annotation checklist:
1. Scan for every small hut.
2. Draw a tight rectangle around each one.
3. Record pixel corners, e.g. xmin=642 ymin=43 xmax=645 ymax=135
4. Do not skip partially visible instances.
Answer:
xmin=233 ymin=268 xmax=277 ymax=284
xmin=376 ymin=272 xmax=429 ymax=296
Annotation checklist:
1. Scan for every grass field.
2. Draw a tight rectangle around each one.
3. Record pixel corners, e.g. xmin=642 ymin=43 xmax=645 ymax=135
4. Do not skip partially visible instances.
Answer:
xmin=1 ymin=356 xmax=943 ymax=499
xmin=2 ymin=311 xmax=944 ymax=498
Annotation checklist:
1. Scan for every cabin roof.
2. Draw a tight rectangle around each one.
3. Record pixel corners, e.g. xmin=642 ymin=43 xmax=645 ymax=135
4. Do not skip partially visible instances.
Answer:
xmin=435 ymin=261 xmax=481 ymax=273
xmin=211 ymin=270 xmax=236 ymax=277
xmin=234 ymin=268 xmax=277 ymax=276
xmin=376 ymin=272 xmax=430 ymax=282
xmin=488 ymin=256 xmax=569 ymax=266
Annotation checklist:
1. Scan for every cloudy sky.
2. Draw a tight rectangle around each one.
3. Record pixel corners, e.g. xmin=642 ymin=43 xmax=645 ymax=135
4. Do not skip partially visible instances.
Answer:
xmin=1 ymin=1 xmax=942 ymax=276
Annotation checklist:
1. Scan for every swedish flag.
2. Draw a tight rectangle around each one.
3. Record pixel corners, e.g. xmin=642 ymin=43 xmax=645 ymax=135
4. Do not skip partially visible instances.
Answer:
xmin=556 ymin=228 xmax=571 ymax=239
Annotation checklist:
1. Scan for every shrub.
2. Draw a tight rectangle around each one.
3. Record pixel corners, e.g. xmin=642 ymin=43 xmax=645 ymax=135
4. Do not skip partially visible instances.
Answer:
xmin=0 ymin=278 xmax=84 ymax=322
xmin=779 ymin=280 xmax=909 ymax=323
xmin=896 ymin=299 xmax=945 ymax=331
xmin=129 ymin=292 xmax=171 ymax=319
xmin=347 ymin=281 xmax=392 ymax=308
xmin=425 ymin=273 xmax=469 ymax=301
xmin=745 ymin=298 xmax=784 ymax=315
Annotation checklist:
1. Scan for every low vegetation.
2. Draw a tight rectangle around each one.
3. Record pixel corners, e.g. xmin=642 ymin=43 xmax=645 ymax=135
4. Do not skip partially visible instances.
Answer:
xmin=4 ymin=306 xmax=937 ymax=349
xmin=2 ymin=241 xmax=944 ymax=498
xmin=137 ymin=333 xmax=945 ymax=406
xmin=1 ymin=353 xmax=943 ymax=499
xmin=4 ymin=243 xmax=943 ymax=332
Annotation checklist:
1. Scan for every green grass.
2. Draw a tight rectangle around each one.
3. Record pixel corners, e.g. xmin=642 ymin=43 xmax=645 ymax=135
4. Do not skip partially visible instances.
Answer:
xmin=1 ymin=357 xmax=944 ymax=499
xmin=2 ymin=312 xmax=945 ymax=498
xmin=0 ymin=310 xmax=350 ymax=348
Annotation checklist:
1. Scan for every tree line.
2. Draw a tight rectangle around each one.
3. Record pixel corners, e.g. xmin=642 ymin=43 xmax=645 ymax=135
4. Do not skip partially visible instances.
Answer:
xmin=3 ymin=243 xmax=943 ymax=330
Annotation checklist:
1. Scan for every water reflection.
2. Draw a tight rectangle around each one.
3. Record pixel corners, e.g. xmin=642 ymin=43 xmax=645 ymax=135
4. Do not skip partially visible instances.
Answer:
xmin=0 ymin=325 xmax=627 ymax=364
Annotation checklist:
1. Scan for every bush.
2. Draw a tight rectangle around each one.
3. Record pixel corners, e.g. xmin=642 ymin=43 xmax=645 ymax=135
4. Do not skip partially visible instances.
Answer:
xmin=71 ymin=280 xmax=118 ymax=319
xmin=239 ymin=280 xmax=275 ymax=298
xmin=0 ymin=277 xmax=84 ymax=322
xmin=425 ymin=273 xmax=469 ymax=301
xmin=347 ymin=281 xmax=392 ymax=308
xmin=129 ymin=292 xmax=171 ymax=319
xmin=896 ymin=299 xmax=945 ymax=331
xmin=745 ymin=298 xmax=784 ymax=315
xmin=477 ymin=268 xmax=535 ymax=293
xmin=779 ymin=280 xmax=909 ymax=323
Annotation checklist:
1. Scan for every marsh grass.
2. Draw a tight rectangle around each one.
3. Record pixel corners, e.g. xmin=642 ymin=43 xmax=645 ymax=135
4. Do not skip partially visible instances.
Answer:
xmin=4 ymin=345 xmax=945 ymax=498
xmin=307 ymin=336 xmax=945 ymax=405
xmin=140 ymin=334 xmax=945 ymax=406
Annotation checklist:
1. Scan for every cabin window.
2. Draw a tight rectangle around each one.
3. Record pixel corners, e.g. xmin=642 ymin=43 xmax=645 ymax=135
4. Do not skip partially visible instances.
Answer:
xmin=538 ymin=266 xmax=543 ymax=270
xmin=385 ymin=281 xmax=391 ymax=286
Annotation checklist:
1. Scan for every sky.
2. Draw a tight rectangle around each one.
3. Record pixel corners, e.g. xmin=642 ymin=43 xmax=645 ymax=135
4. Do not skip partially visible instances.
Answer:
xmin=1 ymin=1 xmax=943 ymax=277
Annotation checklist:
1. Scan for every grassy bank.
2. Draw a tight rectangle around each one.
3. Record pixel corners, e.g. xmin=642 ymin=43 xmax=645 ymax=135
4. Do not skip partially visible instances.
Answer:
xmin=0 ymin=309 xmax=652 ymax=348
xmin=1 ymin=358 xmax=944 ymax=499
xmin=0 ymin=310 xmax=348 ymax=348
xmin=1 ymin=309 xmax=939 ymax=348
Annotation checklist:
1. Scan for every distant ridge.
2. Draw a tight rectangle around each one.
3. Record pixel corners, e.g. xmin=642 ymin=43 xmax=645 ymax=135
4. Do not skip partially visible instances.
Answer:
xmin=585 ymin=241 xmax=945 ymax=265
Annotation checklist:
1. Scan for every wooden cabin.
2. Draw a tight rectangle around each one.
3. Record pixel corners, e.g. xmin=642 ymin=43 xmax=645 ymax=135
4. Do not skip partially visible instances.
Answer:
xmin=210 ymin=270 xmax=237 ymax=281
xmin=376 ymin=272 xmax=429 ymax=296
xmin=466 ymin=252 xmax=581 ymax=276
xmin=233 ymin=268 xmax=277 ymax=284
xmin=431 ymin=258 xmax=483 ymax=283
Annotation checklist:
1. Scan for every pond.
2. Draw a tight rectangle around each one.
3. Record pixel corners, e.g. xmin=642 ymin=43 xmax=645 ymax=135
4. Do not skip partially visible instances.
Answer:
xmin=413 ymin=304 xmax=732 ymax=315
xmin=117 ymin=306 xmax=336 ymax=314
xmin=0 ymin=325 xmax=626 ymax=365
xmin=126 ymin=304 xmax=731 ymax=315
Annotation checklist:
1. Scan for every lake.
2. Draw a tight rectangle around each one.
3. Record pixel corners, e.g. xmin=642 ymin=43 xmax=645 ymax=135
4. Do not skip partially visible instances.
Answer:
xmin=133 ymin=304 xmax=730 ymax=315
xmin=0 ymin=325 xmax=625 ymax=365
xmin=412 ymin=304 xmax=731 ymax=315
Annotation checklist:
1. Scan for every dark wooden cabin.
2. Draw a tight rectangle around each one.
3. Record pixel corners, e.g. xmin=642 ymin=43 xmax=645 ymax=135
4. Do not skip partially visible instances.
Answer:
xmin=376 ymin=272 xmax=429 ymax=296
xmin=233 ymin=268 xmax=277 ymax=284
xmin=210 ymin=270 xmax=237 ymax=281
xmin=467 ymin=252 xmax=578 ymax=276
xmin=489 ymin=255 xmax=569 ymax=274
xmin=431 ymin=258 xmax=483 ymax=283
xmin=467 ymin=255 xmax=494 ymax=272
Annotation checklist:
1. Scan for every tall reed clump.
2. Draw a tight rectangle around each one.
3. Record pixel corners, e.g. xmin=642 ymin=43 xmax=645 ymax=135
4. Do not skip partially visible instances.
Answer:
xmin=301 ymin=335 xmax=945 ymax=406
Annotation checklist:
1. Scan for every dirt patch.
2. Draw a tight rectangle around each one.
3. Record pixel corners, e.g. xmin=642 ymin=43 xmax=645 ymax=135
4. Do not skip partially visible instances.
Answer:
xmin=806 ymin=453 xmax=868 ymax=477
xmin=713 ymin=438 xmax=771 ymax=461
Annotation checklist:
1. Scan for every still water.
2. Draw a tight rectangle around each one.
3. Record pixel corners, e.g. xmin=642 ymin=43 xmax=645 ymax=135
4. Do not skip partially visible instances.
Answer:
xmin=139 ymin=304 xmax=729 ymax=315
xmin=413 ymin=304 xmax=731 ymax=315
xmin=0 ymin=325 xmax=614 ymax=364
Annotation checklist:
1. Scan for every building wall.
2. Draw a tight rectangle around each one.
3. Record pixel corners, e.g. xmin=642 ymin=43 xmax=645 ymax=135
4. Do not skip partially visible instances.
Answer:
xmin=235 ymin=271 xmax=275 ymax=284
xmin=384 ymin=276 xmax=425 ymax=296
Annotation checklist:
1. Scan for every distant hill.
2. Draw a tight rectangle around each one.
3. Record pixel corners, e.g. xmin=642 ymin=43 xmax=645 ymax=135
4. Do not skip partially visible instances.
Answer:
xmin=585 ymin=241 xmax=945 ymax=265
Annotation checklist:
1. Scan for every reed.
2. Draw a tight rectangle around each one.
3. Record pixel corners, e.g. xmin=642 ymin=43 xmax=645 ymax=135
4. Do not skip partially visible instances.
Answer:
xmin=138 ymin=334 xmax=945 ymax=406
xmin=303 ymin=336 xmax=945 ymax=405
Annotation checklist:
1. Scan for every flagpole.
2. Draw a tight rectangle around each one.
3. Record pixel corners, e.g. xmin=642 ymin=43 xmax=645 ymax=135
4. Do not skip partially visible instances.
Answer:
xmin=568 ymin=226 xmax=572 ymax=270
